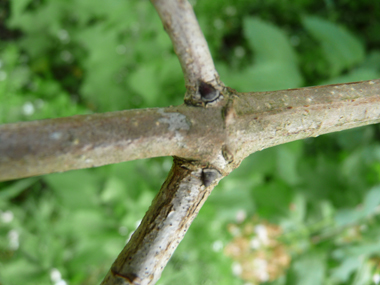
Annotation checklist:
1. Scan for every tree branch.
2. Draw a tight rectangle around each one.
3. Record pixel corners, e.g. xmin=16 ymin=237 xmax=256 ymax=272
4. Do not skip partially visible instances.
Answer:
xmin=150 ymin=0 xmax=222 ymax=103
xmin=0 ymin=107 xmax=225 ymax=181
xmin=1 ymin=0 xmax=379 ymax=282
xmin=1 ymin=80 xmax=379 ymax=181
xmin=96 ymin=79 xmax=380 ymax=285
xmin=100 ymin=158 xmax=223 ymax=285
xmin=226 ymin=79 xmax=380 ymax=163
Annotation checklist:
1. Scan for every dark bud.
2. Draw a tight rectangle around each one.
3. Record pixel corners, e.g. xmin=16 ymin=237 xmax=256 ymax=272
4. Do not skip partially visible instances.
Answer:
xmin=199 ymin=81 xmax=219 ymax=102
xmin=111 ymin=270 xmax=141 ymax=283
xmin=201 ymin=168 xmax=221 ymax=187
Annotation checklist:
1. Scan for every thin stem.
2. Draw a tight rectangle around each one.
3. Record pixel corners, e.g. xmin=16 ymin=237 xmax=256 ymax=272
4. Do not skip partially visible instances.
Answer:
xmin=150 ymin=0 xmax=220 ymax=92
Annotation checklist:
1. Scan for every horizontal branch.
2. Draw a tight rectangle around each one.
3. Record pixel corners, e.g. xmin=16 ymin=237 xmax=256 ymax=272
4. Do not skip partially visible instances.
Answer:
xmin=0 ymin=107 xmax=225 ymax=181
xmin=1 ymin=79 xmax=379 ymax=181
xmin=227 ymin=79 xmax=380 ymax=162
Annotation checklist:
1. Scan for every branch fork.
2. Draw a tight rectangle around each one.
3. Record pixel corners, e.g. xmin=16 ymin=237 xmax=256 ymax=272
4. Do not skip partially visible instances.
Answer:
xmin=0 ymin=1 xmax=379 ymax=285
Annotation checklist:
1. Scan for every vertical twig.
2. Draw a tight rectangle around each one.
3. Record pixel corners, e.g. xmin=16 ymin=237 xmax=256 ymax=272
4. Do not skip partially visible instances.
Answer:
xmin=151 ymin=0 xmax=223 ymax=104
xmin=101 ymin=0 xmax=227 ymax=284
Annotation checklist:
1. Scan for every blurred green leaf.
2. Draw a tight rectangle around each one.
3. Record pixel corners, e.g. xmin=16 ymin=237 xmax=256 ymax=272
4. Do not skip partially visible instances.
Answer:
xmin=276 ymin=141 xmax=303 ymax=185
xmin=9 ymin=0 xmax=31 ymax=20
xmin=220 ymin=17 xmax=303 ymax=92
xmin=334 ymin=208 xmax=362 ymax=227
xmin=289 ymin=193 xmax=307 ymax=224
xmin=0 ymin=257 xmax=49 ymax=285
xmin=333 ymin=241 xmax=380 ymax=260
xmin=320 ymin=67 xmax=379 ymax=85
xmin=43 ymin=170 xmax=102 ymax=209
xmin=330 ymin=257 xmax=361 ymax=283
xmin=292 ymin=252 xmax=326 ymax=285
xmin=252 ymin=181 xmax=293 ymax=219
xmin=320 ymin=51 xmax=380 ymax=85
xmin=0 ymin=177 xmax=39 ymax=200
xmin=69 ymin=209 xmax=107 ymax=235
xmin=2 ymin=1 xmax=380 ymax=285
xmin=363 ymin=185 xmax=380 ymax=216
xmin=100 ymin=176 xmax=126 ymax=204
xmin=335 ymin=185 xmax=380 ymax=226
xmin=244 ymin=18 xmax=297 ymax=64
xmin=352 ymin=261 xmax=372 ymax=285
xmin=129 ymin=65 xmax=160 ymax=106
xmin=303 ymin=16 xmax=365 ymax=77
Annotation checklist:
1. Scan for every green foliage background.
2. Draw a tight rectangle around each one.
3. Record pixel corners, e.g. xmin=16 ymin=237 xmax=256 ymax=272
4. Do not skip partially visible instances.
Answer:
xmin=1 ymin=0 xmax=380 ymax=284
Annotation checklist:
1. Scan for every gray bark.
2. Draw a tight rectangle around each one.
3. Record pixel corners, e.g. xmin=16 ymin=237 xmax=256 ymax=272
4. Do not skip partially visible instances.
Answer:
xmin=0 ymin=0 xmax=379 ymax=284
xmin=1 ymin=80 xmax=379 ymax=181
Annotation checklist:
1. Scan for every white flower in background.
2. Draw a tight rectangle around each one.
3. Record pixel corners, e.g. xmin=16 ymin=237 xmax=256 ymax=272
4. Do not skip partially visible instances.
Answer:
xmin=22 ymin=102 xmax=35 ymax=115
xmin=373 ymin=273 xmax=380 ymax=284
xmin=212 ymin=240 xmax=223 ymax=252
xmin=236 ymin=209 xmax=247 ymax=223
xmin=232 ymin=262 xmax=242 ymax=276
xmin=253 ymin=258 xmax=269 ymax=282
xmin=250 ymin=237 xmax=260 ymax=249
xmin=8 ymin=229 xmax=19 ymax=250
xmin=255 ymin=224 xmax=269 ymax=246
xmin=1 ymin=210 xmax=14 ymax=223
xmin=50 ymin=268 xmax=68 ymax=285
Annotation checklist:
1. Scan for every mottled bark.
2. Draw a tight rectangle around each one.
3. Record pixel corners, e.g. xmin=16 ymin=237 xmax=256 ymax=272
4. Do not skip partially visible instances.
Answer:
xmin=0 ymin=106 xmax=225 ymax=181
xmin=101 ymin=158 xmax=223 ymax=285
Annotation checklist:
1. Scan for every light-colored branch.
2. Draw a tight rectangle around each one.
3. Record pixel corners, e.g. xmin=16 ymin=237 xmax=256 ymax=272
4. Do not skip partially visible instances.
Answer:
xmin=97 ymin=79 xmax=380 ymax=285
xmin=1 ymin=79 xmax=380 ymax=181
xmin=0 ymin=107 xmax=225 ymax=181
xmin=150 ymin=0 xmax=221 ymax=97
xmin=227 ymin=79 xmax=380 ymax=163
xmin=100 ymin=158 xmax=223 ymax=285
xmin=3 ymin=0 xmax=377 ymax=284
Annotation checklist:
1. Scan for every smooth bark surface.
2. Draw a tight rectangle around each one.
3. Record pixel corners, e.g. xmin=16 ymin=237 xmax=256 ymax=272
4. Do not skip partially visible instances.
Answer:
xmin=150 ymin=0 xmax=223 ymax=105
xmin=228 ymin=80 xmax=380 ymax=163
xmin=151 ymin=0 xmax=218 ymax=88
